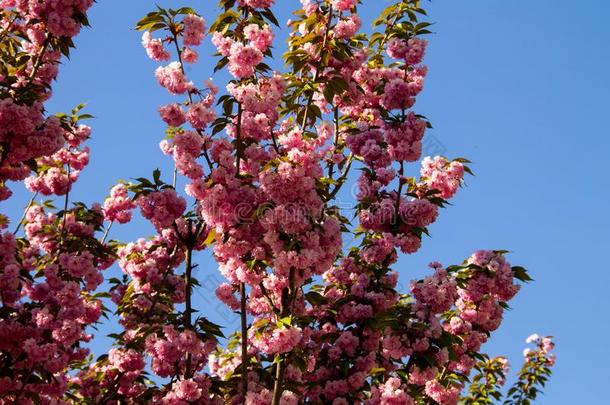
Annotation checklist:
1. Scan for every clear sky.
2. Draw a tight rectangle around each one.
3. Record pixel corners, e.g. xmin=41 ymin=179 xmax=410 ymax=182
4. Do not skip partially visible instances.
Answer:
xmin=3 ymin=1 xmax=609 ymax=403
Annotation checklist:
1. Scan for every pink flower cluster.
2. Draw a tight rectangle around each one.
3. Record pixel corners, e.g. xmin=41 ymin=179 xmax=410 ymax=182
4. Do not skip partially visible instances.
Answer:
xmin=183 ymin=14 xmax=206 ymax=46
xmin=227 ymin=42 xmax=263 ymax=79
xmin=73 ymin=351 xmax=146 ymax=400
xmin=244 ymin=24 xmax=274 ymax=51
xmin=420 ymin=156 xmax=465 ymax=199
xmin=2 ymin=143 xmax=106 ymax=401
xmin=108 ymin=348 xmax=145 ymax=373
xmin=251 ymin=324 xmax=303 ymax=355
xmin=331 ymin=0 xmax=358 ymax=12
xmin=0 ymin=0 xmax=97 ymax=200
xmin=0 ymin=100 xmax=67 ymax=199
xmin=368 ymin=377 xmax=414 ymax=405
xmin=145 ymin=326 xmax=216 ymax=377
xmin=425 ymin=380 xmax=461 ymax=405
xmin=142 ymin=31 xmax=170 ymax=61
xmin=17 ymin=1 xmax=550 ymax=403
xmin=117 ymin=235 xmax=185 ymax=299
xmin=141 ymin=13 xmax=206 ymax=66
xmin=412 ymin=265 xmax=458 ymax=314
xmin=212 ymin=23 xmax=274 ymax=79
xmin=155 ymin=62 xmax=194 ymax=94
xmin=12 ymin=0 xmax=94 ymax=37
xmin=238 ymin=0 xmax=275 ymax=8
xmin=160 ymin=130 xmax=205 ymax=179
xmin=187 ymin=100 xmax=216 ymax=130
xmin=159 ymin=103 xmax=186 ymax=127
xmin=299 ymin=257 xmax=401 ymax=402
xmin=334 ymin=14 xmax=362 ymax=39
xmin=384 ymin=113 xmax=427 ymax=162
xmin=215 ymin=283 xmax=240 ymax=310
xmin=160 ymin=376 xmax=217 ymax=404
xmin=0 ymin=202 xmax=109 ymax=401
xmin=302 ymin=246 xmax=526 ymax=404
xmin=12 ymin=115 xmax=88 ymax=198
xmin=137 ymin=188 xmax=187 ymax=231
xmin=387 ymin=37 xmax=428 ymax=65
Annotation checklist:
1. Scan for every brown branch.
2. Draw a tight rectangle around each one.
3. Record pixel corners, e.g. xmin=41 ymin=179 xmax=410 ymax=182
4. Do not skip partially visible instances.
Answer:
xmin=183 ymin=222 xmax=194 ymax=378
xmin=300 ymin=6 xmax=334 ymax=131
xmin=13 ymin=191 xmax=38 ymax=235
xmin=240 ymin=282 xmax=248 ymax=399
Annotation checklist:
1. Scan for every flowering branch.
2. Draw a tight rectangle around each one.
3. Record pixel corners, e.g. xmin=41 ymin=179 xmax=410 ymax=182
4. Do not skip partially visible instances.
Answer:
xmin=504 ymin=335 xmax=556 ymax=405
xmin=0 ymin=0 xmax=557 ymax=403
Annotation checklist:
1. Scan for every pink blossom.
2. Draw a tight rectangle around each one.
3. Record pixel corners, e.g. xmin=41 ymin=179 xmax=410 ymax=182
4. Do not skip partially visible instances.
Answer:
xmin=244 ymin=24 xmax=274 ymax=52
xmin=161 ymin=130 xmax=205 ymax=179
xmin=228 ymin=42 xmax=263 ymax=79
xmin=405 ymin=37 xmax=428 ymax=65
xmin=420 ymin=156 xmax=465 ymax=199
xmin=108 ymin=348 xmax=145 ymax=373
xmin=251 ymin=325 xmax=302 ymax=355
xmin=186 ymin=102 xmax=216 ymax=130
xmin=103 ymin=184 xmax=135 ymax=224
xmin=181 ymin=47 xmax=198 ymax=64
xmin=182 ymin=14 xmax=206 ymax=46
xmin=155 ymin=62 xmax=193 ymax=94
xmin=137 ymin=188 xmax=186 ymax=230
xmin=172 ymin=379 xmax=202 ymax=401
xmin=142 ymin=31 xmax=170 ymax=61
xmin=215 ymin=283 xmax=240 ymax=310
xmin=331 ymin=0 xmax=358 ymax=12
xmin=334 ymin=14 xmax=361 ymax=39
xmin=212 ymin=32 xmax=235 ymax=57
xmin=381 ymin=79 xmax=415 ymax=110
xmin=387 ymin=38 xmax=408 ymax=59
xmin=239 ymin=0 xmax=275 ymax=8
xmin=159 ymin=103 xmax=186 ymax=127
xmin=424 ymin=380 xmax=460 ymax=405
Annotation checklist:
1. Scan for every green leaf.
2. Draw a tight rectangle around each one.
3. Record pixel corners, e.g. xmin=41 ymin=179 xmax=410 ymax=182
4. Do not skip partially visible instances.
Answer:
xmin=305 ymin=291 xmax=328 ymax=306
xmin=512 ymin=266 xmax=533 ymax=282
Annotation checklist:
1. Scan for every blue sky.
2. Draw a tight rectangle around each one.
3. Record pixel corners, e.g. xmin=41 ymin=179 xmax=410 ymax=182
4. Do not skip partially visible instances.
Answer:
xmin=3 ymin=1 xmax=609 ymax=403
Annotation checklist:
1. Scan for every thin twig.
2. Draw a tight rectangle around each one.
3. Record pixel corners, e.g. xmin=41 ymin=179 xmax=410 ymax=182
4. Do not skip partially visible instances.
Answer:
xmin=101 ymin=221 xmax=113 ymax=244
xmin=13 ymin=192 xmax=38 ymax=235
xmin=183 ymin=220 xmax=194 ymax=378
xmin=235 ymin=102 xmax=243 ymax=176
xmin=27 ymin=37 xmax=50 ymax=83
xmin=60 ymin=164 xmax=72 ymax=245
xmin=240 ymin=282 xmax=248 ymax=399
xmin=327 ymin=153 xmax=354 ymax=200
xmin=271 ymin=268 xmax=296 ymax=405
xmin=300 ymin=6 xmax=334 ymax=131
xmin=326 ymin=106 xmax=340 ymax=179
xmin=395 ymin=160 xmax=405 ymax=216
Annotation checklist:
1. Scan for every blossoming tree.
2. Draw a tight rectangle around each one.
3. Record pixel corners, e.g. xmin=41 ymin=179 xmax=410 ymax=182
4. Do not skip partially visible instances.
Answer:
xmin=0 ymin=0 xmax=555 ymax=404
